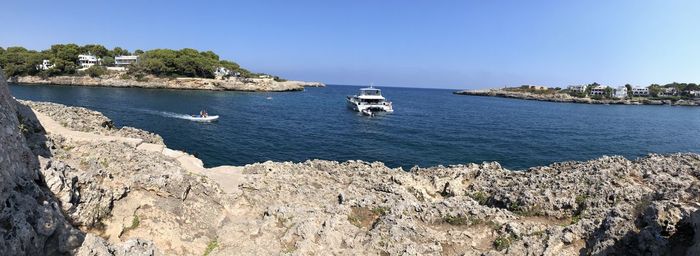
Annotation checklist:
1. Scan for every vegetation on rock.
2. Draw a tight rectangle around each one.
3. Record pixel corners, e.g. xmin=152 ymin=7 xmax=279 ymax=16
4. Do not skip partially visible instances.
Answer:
xmin=0 ymin=44 xmax=274 ymax=79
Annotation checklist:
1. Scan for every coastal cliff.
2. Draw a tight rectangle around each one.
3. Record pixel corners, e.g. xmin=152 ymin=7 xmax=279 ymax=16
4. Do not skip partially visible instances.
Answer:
xmin=8 ymin=74 xmax=325 ymax=92
xmin=1 ymin=73 xmax=700 ymax=255
xmin=455 ymin=89 xmax=700 ymax=106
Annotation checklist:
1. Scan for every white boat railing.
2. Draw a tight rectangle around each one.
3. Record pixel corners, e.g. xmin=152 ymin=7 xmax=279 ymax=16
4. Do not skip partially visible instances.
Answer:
xmin=357 ymin=102 xmax=392 ymax=106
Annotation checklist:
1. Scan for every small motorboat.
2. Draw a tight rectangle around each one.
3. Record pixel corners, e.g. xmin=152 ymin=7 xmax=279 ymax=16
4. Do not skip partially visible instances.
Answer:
xmin=188 ymin=115 xmax=219 ymax=122
xmin=361 ymin=109 xmax=374 ymax=116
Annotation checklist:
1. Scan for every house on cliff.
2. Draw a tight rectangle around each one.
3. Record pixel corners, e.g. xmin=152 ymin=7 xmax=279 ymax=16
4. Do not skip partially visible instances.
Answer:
xmin=78 ymin=54 xmax=100 ymax=69
xmin=613 ymin=86 xmax=628 ymax=99
xmin=115 ymin=55 xmax=139 ymax=67
xmin=36 ymin=59 xmax=54 ymax=70
xmin=659 ymin=87 xmax=678 ymax=96
xmin=632 ymin=87 xmax=650 ymax=96
xmin=590 ymin=85 xmax=608 ymax=96
xmin=568 ymin=85 xmax=586 ymax=93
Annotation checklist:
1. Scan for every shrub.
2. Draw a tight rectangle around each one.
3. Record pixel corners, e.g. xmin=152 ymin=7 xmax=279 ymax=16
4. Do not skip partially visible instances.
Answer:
xmin=443 ymin=215 xmax=470 ymax=226
xmin=203 ymin=239 xmax=218 ymax=256
xmin=470 ymin=191 xmax=489 ymax=205
xmin=85 ymin=65 xmax=107 ymax=78
xmin=371 ymin=207 xmax=390 ymax=216
xmin=493 ymin=235 xmax=512 ymax=251
xmin=130 ymin=215 xmax=140 ymax=229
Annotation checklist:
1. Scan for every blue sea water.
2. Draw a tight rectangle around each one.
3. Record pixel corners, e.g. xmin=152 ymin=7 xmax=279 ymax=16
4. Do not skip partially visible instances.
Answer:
xmin=9 ymin=84 xmax=700 ymax=170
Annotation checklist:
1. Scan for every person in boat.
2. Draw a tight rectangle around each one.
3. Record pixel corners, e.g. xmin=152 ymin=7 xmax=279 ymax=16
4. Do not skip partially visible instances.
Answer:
xmin=199 ymin=110 xmax=208 ymax=118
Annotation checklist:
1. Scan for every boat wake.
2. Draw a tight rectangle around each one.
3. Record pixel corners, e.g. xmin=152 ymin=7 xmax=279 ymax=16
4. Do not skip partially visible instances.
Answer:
xmin=136 ymin=109 xmax=202 ymax=121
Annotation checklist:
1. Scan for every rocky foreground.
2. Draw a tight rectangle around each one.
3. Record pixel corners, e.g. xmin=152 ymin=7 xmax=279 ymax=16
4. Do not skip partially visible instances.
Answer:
xmin=1 ymin=72 xmax=699 ymax=255
xmin=454 ymin=89 xmax=700 ymax=106
xmin=8 ymin=74 xmax=325 ymax=92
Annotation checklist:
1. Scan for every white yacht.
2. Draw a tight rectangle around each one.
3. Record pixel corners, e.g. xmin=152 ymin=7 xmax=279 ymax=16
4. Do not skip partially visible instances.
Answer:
xmin=347 ymin=86 xmax=394 ymax=115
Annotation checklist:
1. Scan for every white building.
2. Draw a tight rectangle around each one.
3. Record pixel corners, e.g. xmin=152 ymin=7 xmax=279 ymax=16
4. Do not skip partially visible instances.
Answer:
xmin=528 ymin=85 xmax=547 ymax=90
xmin=36 ymin=59 xmax=54 ymax=70
xmin=115 ymin=55 xmax=139 ymax=66
xmin=631 ymin=87 xmax=650 ymax=96
xmin=688 ymin=90 xmax=700 ymax=97
xmin=590 ymin=85 xmax=608 ymax=96
xmin=659 ymin=87 xmax=677 ymax=96
xmin=568 ymin=85 xmax=586 ymax=93
xmin=214 ymin=67 xmax=231 ymax=77
xmin=78 ymin=54 xmax=100 ymax=68
xmin=613 ymin=86 xmax=628 ymax=99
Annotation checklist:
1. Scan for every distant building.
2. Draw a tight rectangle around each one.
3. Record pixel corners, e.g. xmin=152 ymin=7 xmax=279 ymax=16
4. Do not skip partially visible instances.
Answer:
xmin=114 ymin=55 xmax=139 ymax=66
xmin=528 ymin=85 xmax=547 ymax=90
xmin=688 ymin=90 xmax=700 ymax=97
xmin=631 ymin=87 xmax=650 ymax=96
xmin=659 ymin=87 xmax=677 ymax=96
xmin=214 ymin=67 xmax=235 ymax=78
xmin=590 ymin=85 xmax=608 ymax=96
xmin=568 ymin=85 xmax=586 ymax=93
xmin=36 ymin=59 xmax=54 ymax=70
xmin=78 ymin=54 xmax=100 ymax=68
xmin=613 ymin=86 xmax=627 ymax=99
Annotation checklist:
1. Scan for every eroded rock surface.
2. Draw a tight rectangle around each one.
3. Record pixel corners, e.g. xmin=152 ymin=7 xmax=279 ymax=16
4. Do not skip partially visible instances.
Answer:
xmin=214 ymin=156 xmax=699 ymax=255
xmin=20 ymin=100 xmax=163 ymax=144
xmin=8 ymin=75 xmax=325 ymax=92
xmin=2 ymin=71 xmax=700 ymax=255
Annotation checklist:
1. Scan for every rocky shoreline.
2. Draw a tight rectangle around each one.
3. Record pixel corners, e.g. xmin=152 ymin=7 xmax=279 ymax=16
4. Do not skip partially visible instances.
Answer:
xmin=1 ymin=71 xmax=699 ymax=255
xmin=454 ymin=89 xmax=700 ymax=106
xmin=8 ymin=74 xmax=325 ymax=92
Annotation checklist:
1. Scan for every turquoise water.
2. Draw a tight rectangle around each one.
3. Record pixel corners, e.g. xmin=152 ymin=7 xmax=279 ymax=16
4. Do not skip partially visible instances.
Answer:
xmin=9 ymin=84 xmax=700 ymax=170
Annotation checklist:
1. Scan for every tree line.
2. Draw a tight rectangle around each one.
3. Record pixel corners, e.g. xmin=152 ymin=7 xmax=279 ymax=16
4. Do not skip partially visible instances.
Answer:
xmin=0 ymin=44 xmax=272 ymax=80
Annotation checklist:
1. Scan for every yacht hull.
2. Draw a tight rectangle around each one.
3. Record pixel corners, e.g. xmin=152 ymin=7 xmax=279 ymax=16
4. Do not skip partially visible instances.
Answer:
xmin=346 ymin=97 xmax=393 ymax=113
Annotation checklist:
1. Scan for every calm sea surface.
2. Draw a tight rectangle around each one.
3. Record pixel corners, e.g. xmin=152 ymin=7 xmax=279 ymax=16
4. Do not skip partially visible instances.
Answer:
xmin=9 ymin=84 xmax=700 ymax=170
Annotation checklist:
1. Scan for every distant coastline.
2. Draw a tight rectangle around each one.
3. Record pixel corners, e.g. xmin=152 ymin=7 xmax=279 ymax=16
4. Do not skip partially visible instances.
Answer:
xmin=8 ymin=75 xmax=325 ymax=92
xmin=1 ymin=44 xmax=324 ymax=92
xmin=454 ymin=88 xmax=700 ymax=106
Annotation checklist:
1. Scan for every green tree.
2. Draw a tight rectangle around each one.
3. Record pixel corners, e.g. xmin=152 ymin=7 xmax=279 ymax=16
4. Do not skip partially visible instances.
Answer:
xmin=604 ymin=87 xmax=613 ymax=98
xmin=625 ymin=84 xmax=633 ymax=97
xmin=1 ymin=44 xmax=268 ymax=80
xmin=648 ymin=84 xmax=662 ymax=97
xmin=51 ymin=59 xmax=78 ymax=75
xmin=110 ymin=47 xmax=130 ymax=57
xmin=102 ymin=56 xmax=115 ymax=66
xmin=50 ymin=44 xmax=79 ymax=60
xmin=219 ymin=60 xmax=240 ymax=72
xmin=0 ymin=47 xmax=43 ymax=76
xmin=80 ymin=44 xmax=109 ymax=57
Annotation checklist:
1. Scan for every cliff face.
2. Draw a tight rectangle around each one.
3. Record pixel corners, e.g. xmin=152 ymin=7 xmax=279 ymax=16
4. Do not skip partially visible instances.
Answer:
xmin=8 ymin=75 xmax=324 ymax=92
xmin=0 ymin=72 xmax=159 ymax=255
xmin=0 ymin=71 xmax=83 ymax=255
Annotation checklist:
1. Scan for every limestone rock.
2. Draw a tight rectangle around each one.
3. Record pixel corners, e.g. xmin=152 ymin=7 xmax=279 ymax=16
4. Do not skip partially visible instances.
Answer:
xmin=20 ymin=100 xmax=163 ymax=144
xmin=5 ymin=71 xmax=700 ymax=255
xmin=0 ymin=71 xmax=84 ymax=255
xmin=8 ymin=74 xmax=325 ymax=92
xmin=76 ymin=234 xmax=157 ymax=256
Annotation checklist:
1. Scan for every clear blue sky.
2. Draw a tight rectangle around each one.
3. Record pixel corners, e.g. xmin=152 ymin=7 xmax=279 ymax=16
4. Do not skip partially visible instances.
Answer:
xmin=2 ymin=0 xmax=699 ymax=89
